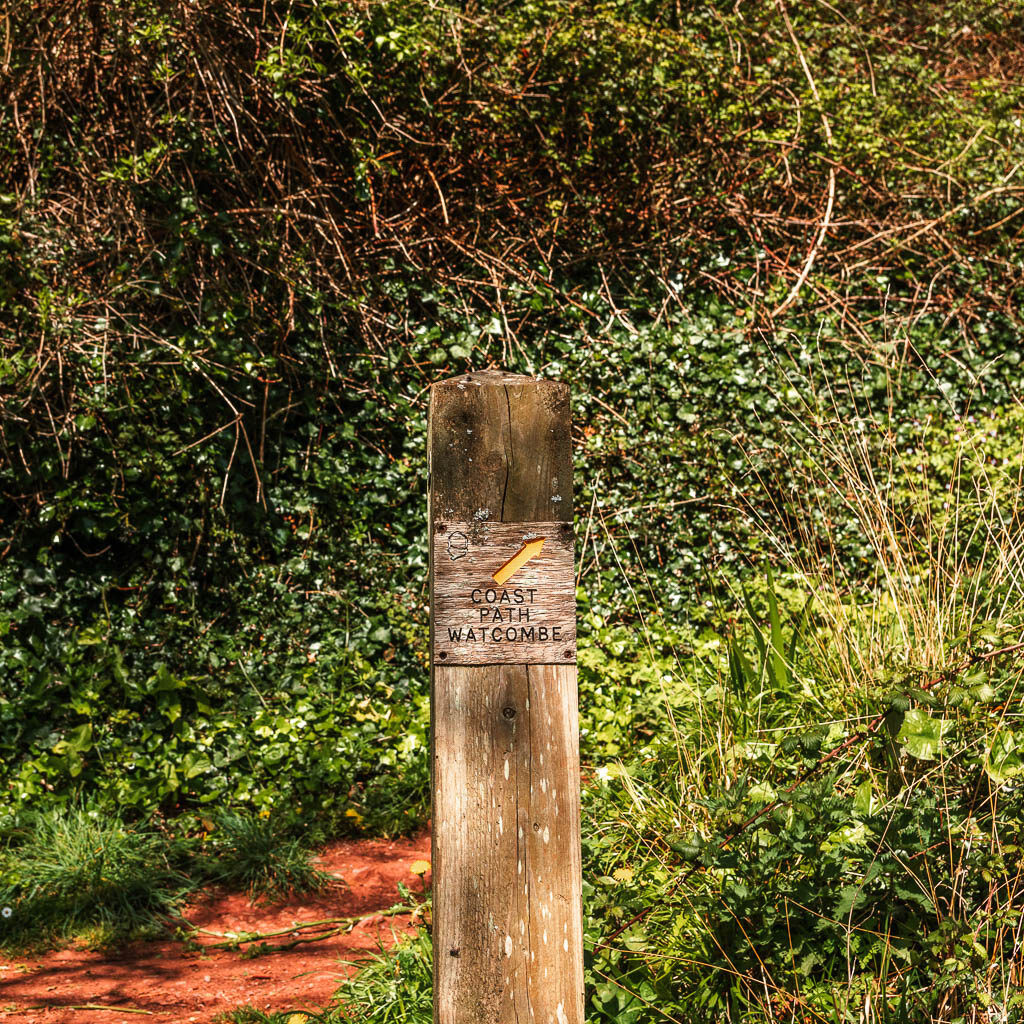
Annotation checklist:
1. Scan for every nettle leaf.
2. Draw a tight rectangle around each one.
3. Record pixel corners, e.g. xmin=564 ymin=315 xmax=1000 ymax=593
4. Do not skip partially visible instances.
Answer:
xmin=985 ymin=730 xmax=1024 ymax=785
xmin=834 ymin=882 xmax=868 ymax=920
xmin=896 ymin=709 xmax=952 ymax=761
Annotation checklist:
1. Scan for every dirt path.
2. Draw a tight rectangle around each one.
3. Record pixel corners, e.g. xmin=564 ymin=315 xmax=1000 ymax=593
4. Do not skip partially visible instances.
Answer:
xmin=0 ymin=832 xmax=431 ymax=1024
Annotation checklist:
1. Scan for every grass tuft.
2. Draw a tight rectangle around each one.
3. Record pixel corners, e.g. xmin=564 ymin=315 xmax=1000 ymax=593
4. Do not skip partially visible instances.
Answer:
xmin=0 ymin=799 xmax=187 ymax=950
xmin=196 ymin=810 xmax=331 ymax=902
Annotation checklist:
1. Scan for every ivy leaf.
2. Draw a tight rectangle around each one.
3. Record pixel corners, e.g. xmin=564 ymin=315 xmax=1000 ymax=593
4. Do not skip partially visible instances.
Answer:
xmin=181 ymin=751 xmax=212 ymax=780
xmin=52 ymin=722 xmax=93 ymax=756
xmin=896 ymin=709 xmax=951 ymax=761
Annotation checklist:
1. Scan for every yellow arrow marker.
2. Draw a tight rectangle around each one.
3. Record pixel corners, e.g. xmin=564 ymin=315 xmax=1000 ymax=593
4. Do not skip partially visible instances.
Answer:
xmin=492 ymin=537 xmax=545 ymax=585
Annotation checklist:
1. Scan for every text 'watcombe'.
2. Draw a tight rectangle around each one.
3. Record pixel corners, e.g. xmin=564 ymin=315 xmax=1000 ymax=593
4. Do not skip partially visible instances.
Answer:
xmin=447 ymin=586 xmax=566 ymax=643
xmin=447 ymin=625 xmax=567 ymax=643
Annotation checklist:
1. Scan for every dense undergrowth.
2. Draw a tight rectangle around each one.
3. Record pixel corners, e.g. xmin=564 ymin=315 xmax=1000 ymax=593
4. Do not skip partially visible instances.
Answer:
xmin=2 ymin=0 xmax=1024 ymax=1020
xmin=233 ymin=403 xmax=1024 ymax=1021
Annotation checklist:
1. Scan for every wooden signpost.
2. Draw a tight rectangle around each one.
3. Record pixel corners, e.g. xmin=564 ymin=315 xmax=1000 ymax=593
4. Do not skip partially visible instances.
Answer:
xmin=428 ymin=370 xmax=584 ymax=1023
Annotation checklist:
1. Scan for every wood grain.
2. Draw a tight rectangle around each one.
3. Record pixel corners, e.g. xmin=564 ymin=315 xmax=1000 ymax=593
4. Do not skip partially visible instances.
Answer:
xmin=429 ymin=370 xmax=583 ymax=1024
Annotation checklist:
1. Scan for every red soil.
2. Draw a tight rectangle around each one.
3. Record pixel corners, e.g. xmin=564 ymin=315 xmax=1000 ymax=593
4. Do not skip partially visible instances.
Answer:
xmin=0 ymin=832 xmax=431 ymax=1024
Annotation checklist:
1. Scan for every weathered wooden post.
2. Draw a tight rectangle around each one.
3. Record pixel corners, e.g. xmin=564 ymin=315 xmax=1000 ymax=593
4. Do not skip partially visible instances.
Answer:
xmin=428 ymin=370 xmax=584 ymax=1023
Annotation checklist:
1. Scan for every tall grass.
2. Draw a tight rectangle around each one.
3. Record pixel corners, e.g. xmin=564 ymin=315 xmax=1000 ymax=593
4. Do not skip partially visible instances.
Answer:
xmin=745 ymin=372 xmax=1024 ymax=688
xmin=586 ymin=386 xmax=1024 ymax=1021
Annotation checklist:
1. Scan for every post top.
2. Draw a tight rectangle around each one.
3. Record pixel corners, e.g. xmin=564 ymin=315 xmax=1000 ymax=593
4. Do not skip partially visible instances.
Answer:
xmin=433 ymin=368 xmax=560 ymax=389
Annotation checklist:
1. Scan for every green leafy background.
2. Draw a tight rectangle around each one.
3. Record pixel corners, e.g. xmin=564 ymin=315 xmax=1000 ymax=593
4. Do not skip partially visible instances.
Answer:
xmin=2 ymin=0 xmax=1024 ymax=1019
